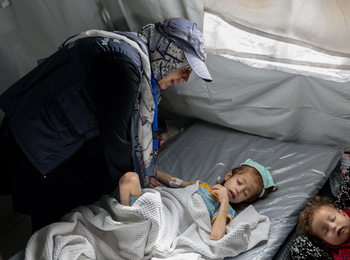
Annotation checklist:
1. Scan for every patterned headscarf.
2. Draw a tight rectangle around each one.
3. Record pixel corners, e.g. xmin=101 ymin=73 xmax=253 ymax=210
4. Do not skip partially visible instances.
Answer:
xmin=140 ymin=24 xmax=190 ymax=82
xmin=129 ymin=24 xmax=190 ymax=188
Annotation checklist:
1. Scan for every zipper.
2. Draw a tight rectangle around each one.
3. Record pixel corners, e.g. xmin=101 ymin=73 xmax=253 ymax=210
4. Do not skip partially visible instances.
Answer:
xmin=77 ymin=87 xmax=98 ymax=122
xmin=11 ymin=58 xmax=73 ymax=100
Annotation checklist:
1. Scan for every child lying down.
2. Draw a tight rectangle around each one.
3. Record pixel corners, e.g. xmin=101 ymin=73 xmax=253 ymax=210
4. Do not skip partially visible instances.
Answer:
xmin=24 ymin=159 xmax=275 ymax=260
xmin=291 ymin=170 xmax=350 ymax=260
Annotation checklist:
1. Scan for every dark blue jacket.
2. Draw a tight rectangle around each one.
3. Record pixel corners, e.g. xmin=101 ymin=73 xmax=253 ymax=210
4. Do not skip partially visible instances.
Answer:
xmin=0 ymin=32 xmax=146 ymax=175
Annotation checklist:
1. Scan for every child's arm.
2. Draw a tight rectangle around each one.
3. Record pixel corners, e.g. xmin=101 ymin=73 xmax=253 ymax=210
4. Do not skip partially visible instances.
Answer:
xmin=210 ymin=184 xmax=230 ymax=240
xmin=150 ymin=170 xmax=191 ymax=188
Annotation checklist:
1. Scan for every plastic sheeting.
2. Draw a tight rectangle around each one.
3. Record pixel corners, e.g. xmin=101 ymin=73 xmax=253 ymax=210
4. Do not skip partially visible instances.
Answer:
xmin=8 ymin=119 xmax=341 ymax=260
xmin=157 ymin=120 xmax=341 ymax=259
xmin=2 ymin=1 xmax=348 ymax=258
xmin=204 ymin=0 xmax=350 ymax=83
xmin=0 ymin=0 xmax=203 ymax=120
xmin=2 ymin=0 xmax=350 ymax=150
xmin=160 ymin=53 xmax=350 ymax=151
xmin=0 ymin=0 xmax=109 ymax=91
xmin=205 ymin=0 xmax=350 ymax=55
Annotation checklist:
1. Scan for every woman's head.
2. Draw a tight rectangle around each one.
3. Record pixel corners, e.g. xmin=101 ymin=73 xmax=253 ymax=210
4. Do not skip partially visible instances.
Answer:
xmin=140 ymin=17 xmax=212 ymax=87
xmin=221 ymin=159 xmax=277 ymax=205
xmin=157 ymin=66 xmax=192 ymax=89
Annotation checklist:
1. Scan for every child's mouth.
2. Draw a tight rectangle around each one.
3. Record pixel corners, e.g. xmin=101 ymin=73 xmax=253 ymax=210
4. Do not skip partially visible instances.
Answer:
xmin=338 ymin=227 xmax=344 ymax=236
xmin=229 ymin=190 xmax=235 ymax=199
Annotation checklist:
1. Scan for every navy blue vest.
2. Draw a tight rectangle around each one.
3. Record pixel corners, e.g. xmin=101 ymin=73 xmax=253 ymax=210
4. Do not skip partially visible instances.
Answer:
xmin=0 ymin=32 xmax=146 ymax=175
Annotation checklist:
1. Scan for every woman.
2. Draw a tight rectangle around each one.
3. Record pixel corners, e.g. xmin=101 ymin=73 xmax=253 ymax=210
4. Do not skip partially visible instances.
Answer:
xmin=0 ymin=18 xmax=212 ymax=232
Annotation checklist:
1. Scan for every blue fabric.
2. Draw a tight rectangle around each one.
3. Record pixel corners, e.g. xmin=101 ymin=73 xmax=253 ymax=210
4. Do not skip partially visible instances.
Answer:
xmin=140 ymin=24 xmax=189 ymax=82
xmin=241 ymin=158 xmax=277 ymax=190
xmin=192 ymin=181 xmax=236 ymax=225
xmin=155 ymin=18 xmax=212 ymax=82
xmin=151 ymin=72 xmax=158 ymax=151
xmin=0 ymin=32 xmax=145 ymax=175
xmin=129 ymin=191 xmax=145 ymax=206
xmin=156 ymin=18 xmax=205 ymax=60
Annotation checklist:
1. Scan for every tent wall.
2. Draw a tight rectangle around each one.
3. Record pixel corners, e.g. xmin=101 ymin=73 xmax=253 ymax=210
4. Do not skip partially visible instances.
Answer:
xmin=0 ymin=0 xmax=203 ymax=119
xmin=1 ymin=0 xmax=349 ymax=150
xmin=160 ymin=53 xmax=350 ymax=150
xmin=0 ymin=0 xmax=108 ymax=92
xmin=205 ymin=0 xmax=350 ymax=55
xmin=162 ymin=0 xmax=350 ymax=150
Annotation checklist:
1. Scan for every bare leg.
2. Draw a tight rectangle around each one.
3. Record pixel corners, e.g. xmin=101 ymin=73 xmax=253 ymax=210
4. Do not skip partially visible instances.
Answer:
xmin=119 ymin=172 xmax=142 ymax=206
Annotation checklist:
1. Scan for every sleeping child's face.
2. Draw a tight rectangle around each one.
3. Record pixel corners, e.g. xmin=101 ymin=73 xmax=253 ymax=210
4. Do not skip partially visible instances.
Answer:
xmin=311 ymin=206 xmax=350 ymax=246
xmin=223 ymin=169 xmax=261 ymax=204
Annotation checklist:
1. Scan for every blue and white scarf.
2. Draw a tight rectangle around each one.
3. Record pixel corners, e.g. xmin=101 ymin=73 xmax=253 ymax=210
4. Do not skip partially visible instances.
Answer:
xmin=61 ymin=28 xmax=188 ymax=187
xmin=140 ymin=23 xmax=190 ymax=82
xmin=132 ymin=24 xmax=189 ymax=187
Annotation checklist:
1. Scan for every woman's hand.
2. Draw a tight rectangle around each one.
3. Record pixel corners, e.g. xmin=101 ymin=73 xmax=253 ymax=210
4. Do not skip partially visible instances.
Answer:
xmin=210 ymin=184 xmax=229 ymax=204
xmin=150 ymin=177 xmax=161 ymax=189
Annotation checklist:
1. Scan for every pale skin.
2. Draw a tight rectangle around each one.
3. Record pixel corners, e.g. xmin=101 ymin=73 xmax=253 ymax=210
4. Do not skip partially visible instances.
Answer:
xmin=157 ymin=67 xmax=192 ymax=89
xmin=311 ymin=206 xmax=350 ymax=246
xmin=150 ymin=169 xmax=261 ymax=240
xmin=120 ymin=168 xmax=262 ymax=241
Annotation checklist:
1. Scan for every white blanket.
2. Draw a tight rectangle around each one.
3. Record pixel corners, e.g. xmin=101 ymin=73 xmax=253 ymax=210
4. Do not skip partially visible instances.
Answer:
xmin=24 ymin=181 xmax=270 ymax=260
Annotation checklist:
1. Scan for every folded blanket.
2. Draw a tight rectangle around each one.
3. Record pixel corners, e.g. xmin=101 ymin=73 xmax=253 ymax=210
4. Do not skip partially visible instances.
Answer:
xmin=24 ymin=181 xmax=270 ymax=260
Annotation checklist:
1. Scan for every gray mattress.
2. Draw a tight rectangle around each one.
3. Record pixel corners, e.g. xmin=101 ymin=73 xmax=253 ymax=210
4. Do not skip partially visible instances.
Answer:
xmin=157 ymin=120 xmax=341 ymax=260
xmin=9 ymin=120 xmax=341 ymax=260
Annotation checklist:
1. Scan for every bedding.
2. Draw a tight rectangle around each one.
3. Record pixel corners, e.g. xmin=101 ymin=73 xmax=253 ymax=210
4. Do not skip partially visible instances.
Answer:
xmin=24 ymin=182 xmax=269 ymax=260
xmin=156 ymin=120 xmax=341 ymax=259
xmin=10 ymin=120 xmax=341 ymax=260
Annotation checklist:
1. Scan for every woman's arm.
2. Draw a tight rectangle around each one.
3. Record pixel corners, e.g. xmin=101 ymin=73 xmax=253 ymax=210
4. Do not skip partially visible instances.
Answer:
xmin=210 ymin=184 xmax=230 ymax=240
xmin=150 ymin=170 xmax=191 ymax=188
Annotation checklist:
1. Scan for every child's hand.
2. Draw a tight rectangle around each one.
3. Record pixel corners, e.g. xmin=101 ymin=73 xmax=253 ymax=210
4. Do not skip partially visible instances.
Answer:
xmin=150 ymin=177 xmax=161 ymax=189
xmin=210 ymin=184 xmax=229 ymax=204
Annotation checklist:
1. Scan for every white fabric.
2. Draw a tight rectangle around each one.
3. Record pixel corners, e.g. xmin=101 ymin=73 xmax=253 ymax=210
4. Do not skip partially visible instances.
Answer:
xmin=204 ymin=0 xmax=350 ymax=82
xmin=169 ymin=177 xmax=183 ymax=187
xmin=63 ymin=30 xmax=151 ymax=74
xmin=204 ymin=0 xmax=350 ymax=54
xmin=24 ymin=181 xmax=270 ymax=260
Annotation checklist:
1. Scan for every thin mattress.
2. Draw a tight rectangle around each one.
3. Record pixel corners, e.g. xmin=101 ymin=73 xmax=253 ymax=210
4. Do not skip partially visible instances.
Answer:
xmin=157 ymin=120 xmax=341 ymax=259
xmin=9 ymin=120 xmax=341 ymax=260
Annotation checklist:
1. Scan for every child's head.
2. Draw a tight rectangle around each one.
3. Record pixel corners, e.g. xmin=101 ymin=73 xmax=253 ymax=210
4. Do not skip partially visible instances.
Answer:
xmin=298 ymin=196 xmax=350 ymax=246
xmin=221 ymin=159 xmax=277 ymax=205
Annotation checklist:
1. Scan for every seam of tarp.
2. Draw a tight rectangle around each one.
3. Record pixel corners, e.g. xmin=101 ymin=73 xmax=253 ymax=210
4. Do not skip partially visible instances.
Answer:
xmin=1 ymin=0 xmax=10 ymax=8
xmin=95 ymin=0 xmax=115 ymax=31
xmin=116 ymin=0 xmax=132 ymax=31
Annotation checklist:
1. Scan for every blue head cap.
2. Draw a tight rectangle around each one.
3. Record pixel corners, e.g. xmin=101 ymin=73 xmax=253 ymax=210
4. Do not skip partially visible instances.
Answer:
xmin=155 ymin=17 xmax=213 ymax=82
xmin=241 ymin=158 xmax=277 ymax=198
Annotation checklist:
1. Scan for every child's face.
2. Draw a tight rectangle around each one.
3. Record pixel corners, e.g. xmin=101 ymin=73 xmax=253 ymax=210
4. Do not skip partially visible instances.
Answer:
xmin=223 ymin=169 xmax=261 ymax=204
xmin=311 ymin=206 xmax=350 ymax=246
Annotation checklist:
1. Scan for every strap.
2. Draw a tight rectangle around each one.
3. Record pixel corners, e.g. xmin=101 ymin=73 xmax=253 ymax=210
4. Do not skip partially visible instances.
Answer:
xmin=151 ymin=71 xmax=158 ymax=152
